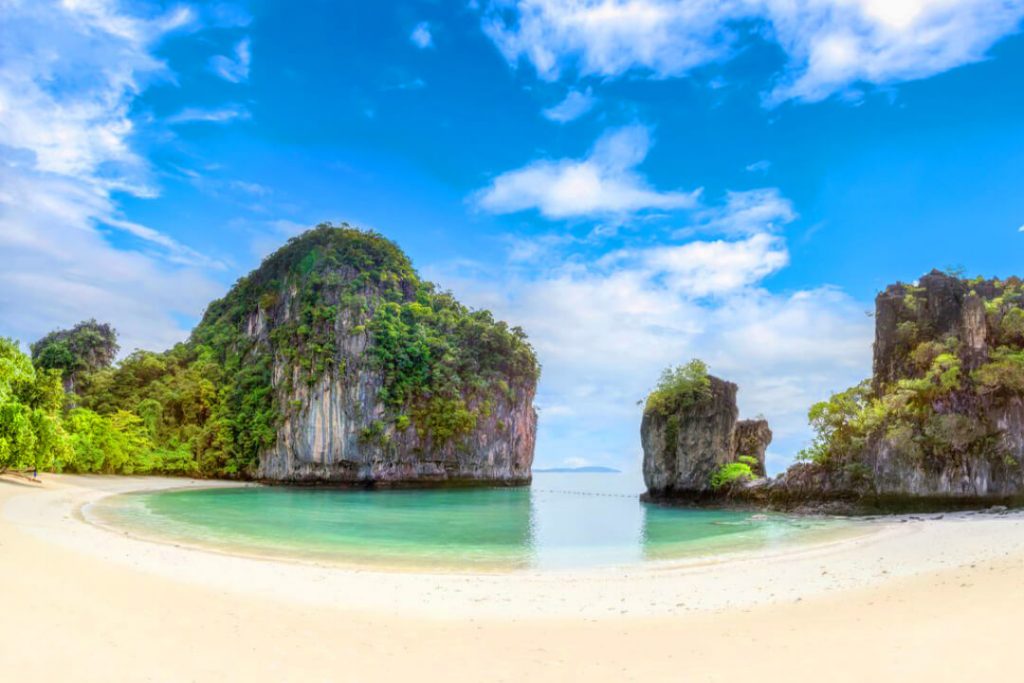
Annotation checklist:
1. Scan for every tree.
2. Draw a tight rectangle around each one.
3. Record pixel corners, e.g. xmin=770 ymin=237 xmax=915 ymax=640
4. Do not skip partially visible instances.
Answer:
xmin=31 ymin=320 xmax=118 ymax=393
xmin=0 ymin=338 xmax=72 ymax=472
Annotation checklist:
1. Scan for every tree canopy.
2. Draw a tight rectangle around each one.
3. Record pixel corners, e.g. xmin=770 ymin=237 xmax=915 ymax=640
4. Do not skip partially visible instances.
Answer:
xmin=31 ymin=319 xmax=118 ymax=391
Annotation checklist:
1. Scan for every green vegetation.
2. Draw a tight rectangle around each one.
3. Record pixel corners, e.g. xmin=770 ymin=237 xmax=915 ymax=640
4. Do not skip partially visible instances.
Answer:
xmin=0 ymin=338 xmax=71 ymax=473
xmin=801 ymin=276 xmax=1024 ymax=472
xmin=2 ymin=224 xmax=539 ymax=479
xmin=31 ymin=319 xmax=117 ymax=391
xmin=710 ymin=459 xmax=756 ymax=490
xmin=644 ymin=359 xmax=712 ymax=417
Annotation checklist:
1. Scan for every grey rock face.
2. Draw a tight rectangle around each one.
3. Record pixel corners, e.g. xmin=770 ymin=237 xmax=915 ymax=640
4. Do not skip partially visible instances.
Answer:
xmin=247 ymin=272 xmax=536 ymax=487
xmin=734 ymin=419 xmax=772 ymax=477
xmin=258 ymin=363 xmax=537 ymax=485
xmin=760 ymin=270 xmax=1024 ymax=509
xmin=863 ymin=272 xmax=1024 ymax=499
xmin=642 ymin=376 xmax=771 ymax=499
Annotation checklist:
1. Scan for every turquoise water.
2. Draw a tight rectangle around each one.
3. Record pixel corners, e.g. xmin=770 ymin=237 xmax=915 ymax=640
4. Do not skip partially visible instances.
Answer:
xmin=92 ymin=473 xmax=851 ymax=571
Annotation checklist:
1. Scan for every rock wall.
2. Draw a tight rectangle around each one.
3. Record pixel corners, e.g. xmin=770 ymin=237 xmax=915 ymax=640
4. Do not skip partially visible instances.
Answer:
xmin=254 ymin=282 xmax=536 ymax=486
xmin=734 ymin=419 xmax=772 ymax=477
xmin=210 ymin=227 xmax=539 ymax=486
xmin=758 ymin=270 xmax=1024 ymax=510
xmin=642 ymin=376 xmax=771 ymax=500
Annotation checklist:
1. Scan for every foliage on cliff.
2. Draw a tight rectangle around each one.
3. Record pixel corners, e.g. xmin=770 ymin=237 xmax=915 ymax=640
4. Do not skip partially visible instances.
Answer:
xmin=800 ymin=272 xmax=1024 ymax=472
xmin=644 ymin=359 xmax=712 ymax=417
xmin=10 ymin=224 xmax=539 ymax=479
xmin=31 ymin=319 xmax=118 ymax=391
xmin=186 ymin=224 xmax=539 ymax=471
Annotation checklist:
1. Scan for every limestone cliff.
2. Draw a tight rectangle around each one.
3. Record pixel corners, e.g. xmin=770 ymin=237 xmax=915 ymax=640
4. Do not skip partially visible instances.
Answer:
xmin=641 ymin=365 xmax=772 ymax=501
xmin=192 ymin=224 xmax=539 ymax=485
xmin=764 ymin=270 xmax=1024 ymax=509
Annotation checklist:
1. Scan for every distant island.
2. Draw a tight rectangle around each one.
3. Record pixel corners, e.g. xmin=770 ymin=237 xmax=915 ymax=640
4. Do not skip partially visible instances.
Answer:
xmin=534 ymin=466 xmax=621 ymax=473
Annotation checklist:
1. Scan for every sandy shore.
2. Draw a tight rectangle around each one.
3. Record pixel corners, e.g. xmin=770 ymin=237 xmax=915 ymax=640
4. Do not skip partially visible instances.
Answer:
xmin=2 ymin=474 xmax=1024 ymax=681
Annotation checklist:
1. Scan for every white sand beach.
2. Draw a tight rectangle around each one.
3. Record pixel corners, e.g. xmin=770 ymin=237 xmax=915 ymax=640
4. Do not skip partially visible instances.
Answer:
xmin=3 ymin=474 xmax=1024 ymax=682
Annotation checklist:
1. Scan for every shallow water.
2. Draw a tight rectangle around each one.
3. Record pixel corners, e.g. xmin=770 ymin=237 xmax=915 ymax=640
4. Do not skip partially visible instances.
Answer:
xmin=92 ymin=473 xmax=852 ymax=570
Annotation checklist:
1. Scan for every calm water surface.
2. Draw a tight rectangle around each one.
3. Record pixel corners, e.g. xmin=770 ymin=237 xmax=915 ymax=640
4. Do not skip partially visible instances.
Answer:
xmin=92 ymin=473 xmax=851 ymax=570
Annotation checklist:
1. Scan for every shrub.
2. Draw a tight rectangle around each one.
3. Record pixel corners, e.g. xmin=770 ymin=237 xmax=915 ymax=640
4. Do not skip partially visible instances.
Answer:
xmin=710 ymin=461 xmax=755 ymax=490
xmin=975 ymin=348 xmax=1024 ymax=395
xmin=644 ymin=360 xmax=712 ymax=417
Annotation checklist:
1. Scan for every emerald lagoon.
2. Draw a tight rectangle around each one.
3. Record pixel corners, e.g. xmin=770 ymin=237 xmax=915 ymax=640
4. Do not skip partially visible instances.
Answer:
xmin=91 ymin=473 xmax=854 ymax=571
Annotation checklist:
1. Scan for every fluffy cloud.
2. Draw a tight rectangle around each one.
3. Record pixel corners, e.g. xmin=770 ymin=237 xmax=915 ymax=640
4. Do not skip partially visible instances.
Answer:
xmin=542 ymin=87 xmax=597 ymax=122
xmin=483 ymin=0 xmax=1024 ymax=103
xmin=209 ymin=36 xmax=251 ymax=83
xmin=0 ymin=1 xmax=224 ymax=354
xmin=622 ymin=232 xmax=790 ymax=296
xmin=474 ymin=124 xmax=699 ymax=218
xmin=410 ymin=21 xmax=434 ymax=49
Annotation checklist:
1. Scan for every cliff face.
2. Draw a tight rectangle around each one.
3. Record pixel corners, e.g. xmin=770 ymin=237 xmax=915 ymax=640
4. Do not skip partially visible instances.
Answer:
xmin=873 ymin=270 xmax=995 ymax=389
xmin=642 ymin=372 xmax=772 ymax=500
xmin=734 ymin=419 xmax=772 ymax=477
xmin=193 ymin=225 xmax=539 ymax=485
xmin=769 ymin=270 xmax=1024 ymax=507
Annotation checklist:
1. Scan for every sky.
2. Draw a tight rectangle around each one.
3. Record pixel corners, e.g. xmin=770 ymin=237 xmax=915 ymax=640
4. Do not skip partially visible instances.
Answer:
xmin=2 ymin=0 xmax=1024 ymax=475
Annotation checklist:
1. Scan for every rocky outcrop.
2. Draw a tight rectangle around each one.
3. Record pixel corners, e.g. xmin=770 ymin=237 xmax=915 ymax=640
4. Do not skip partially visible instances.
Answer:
xmin=259 ymin=354 xmax=537 ymax=485
xmin=195 ymin=225 xmax=539 ymax=486
xmin=642 ymin=375 xmax=771 ymax=501
xmin=734 ymin=419 xmax=772 ymax=477
xmin=873 ymin=270 xmax=995 ymax=388
xmin=643 ymin=271 xmax=1024 ymax=512
xmin=757 ymin=270 xmax=1024 ymax=510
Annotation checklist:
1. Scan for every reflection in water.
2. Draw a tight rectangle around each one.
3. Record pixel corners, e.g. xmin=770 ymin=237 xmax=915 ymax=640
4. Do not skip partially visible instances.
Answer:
xmin=92 ymin=473 xmax=847 ymax=570
xmin=528 ymin=473 xmax=646 ymax=569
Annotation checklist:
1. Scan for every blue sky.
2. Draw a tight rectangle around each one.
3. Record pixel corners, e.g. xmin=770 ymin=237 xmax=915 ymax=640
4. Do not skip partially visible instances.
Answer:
xmin=3 ymin=1 xmax=1024 ymax=473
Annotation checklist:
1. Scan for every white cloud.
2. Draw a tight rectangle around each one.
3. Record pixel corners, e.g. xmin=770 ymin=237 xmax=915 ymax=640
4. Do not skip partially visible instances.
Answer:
xmin=410 ymin=21 xmax=434 ymax=49
xmin=483 ymin=0 xmax=1024 ymax=104
xmin=688 ymin=188 xmax=796 ymax=237
xmin=766 ymin=0 xmax=1024 ymax=103
xmin=474 ymin=124 xmax=700 ymax=218
xmin=0 ymin=1 xmax=224 ymax=354
xmin=746 ymin=159 xmax=771 ymax=173
xmin=626 ymin=232 xmax=790 ymax=296
xmin=208 ymin=36 xmax=251 ymax=83
xmin=167 ymin=104 xmax=251 ymax=124
xmin=542 ymin=87 xmax=597 ymax=122
xmin=0 ymin=168 xmax=223 ymax=353
xmin=484 ymin=0 xmax=736 ymax=81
